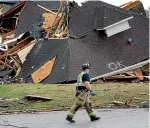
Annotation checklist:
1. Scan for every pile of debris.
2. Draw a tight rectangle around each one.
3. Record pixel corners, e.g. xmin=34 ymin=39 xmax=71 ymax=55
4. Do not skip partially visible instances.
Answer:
xmin=0 ymin=1 xmax=68 ymax=83
xmin=0 ymin=0 xmax=149 ymax=84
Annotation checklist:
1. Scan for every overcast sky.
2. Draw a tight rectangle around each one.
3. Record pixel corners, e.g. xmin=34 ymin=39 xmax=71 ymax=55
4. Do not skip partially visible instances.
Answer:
xmin=73 ymin=0 xmax=150 ymax=10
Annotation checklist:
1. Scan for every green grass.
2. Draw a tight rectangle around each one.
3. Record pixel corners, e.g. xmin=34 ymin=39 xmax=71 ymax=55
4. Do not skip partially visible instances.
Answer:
xmin=0 ymin=83 xmax=149 ymax=111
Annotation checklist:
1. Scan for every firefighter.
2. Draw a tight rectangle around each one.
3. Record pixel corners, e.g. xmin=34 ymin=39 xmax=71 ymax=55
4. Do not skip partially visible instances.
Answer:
xmin=66 ymin=63 xmax=100 ymax=123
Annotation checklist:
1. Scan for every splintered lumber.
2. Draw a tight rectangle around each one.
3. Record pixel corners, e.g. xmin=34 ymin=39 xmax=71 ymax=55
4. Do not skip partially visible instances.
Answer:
xmin=32 ymin=56 xmax=56 ymax=83
xmin=24 ymin=95 xmax=53 ymax=101
xmin=104 ymin=75 xmax=137 ymax=80
xmin=0 ymin=27 xmax=12 ymax=32
xmin=91 ymin=60 xmax=149 ymax=81
xmin=0 ymin=37 xmax=33 ymax=62
xmin=56 ymin=12 xmax=65 ymax=31
xmin=10 ymin=54 xmax=22 ymax=77
xmin=45 ymin=1 xmax=64 ymax=38
xmin=0 ymin=60 xmax=13 ymax=69
xmin=134 ymin=71 xmax=144 ymax=80
xmin=0 ymin=1 xmax=26 ymax=19
xmin=61 ymin=26 xmax=68 ymax=37
xmin=120 ymin=0 xmax=141 ymax=10
xmin=120 ymin=1 xmax=133 ymax=7
xmin=2 ymin=30 xmax=15 ymax=39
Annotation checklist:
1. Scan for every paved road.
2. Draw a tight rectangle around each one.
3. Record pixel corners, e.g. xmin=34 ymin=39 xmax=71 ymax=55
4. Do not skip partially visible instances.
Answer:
xmin=0 ymin=109 xmax=149 ymax=128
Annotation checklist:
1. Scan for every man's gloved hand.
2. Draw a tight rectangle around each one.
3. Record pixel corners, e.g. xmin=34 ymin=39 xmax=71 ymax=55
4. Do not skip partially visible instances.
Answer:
xmin=90 ymin=91 xmax=96 ymax=96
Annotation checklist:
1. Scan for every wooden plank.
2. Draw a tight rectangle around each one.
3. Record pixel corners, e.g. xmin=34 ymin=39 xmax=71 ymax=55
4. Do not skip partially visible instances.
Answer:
xmin=120 ymin=1 xmax=133 ymax=7
xmin=32 ymin=56 xmax=56 ymax=83
xmin=45 ymin=1 xmax=63 ymax=38
xmin=2 ymin=30 xmax=16 ymax=39
xmin=91 ymin=60 xmax=149 ymax=81
xmin=121 ymin=0 xmax=141 ymax=10
xmin=105 ymin=75 xmax=137 ymax=80
xmin=0 ymin=27 xmax=12 ymax=32
xmin=134 ymin=71 xmax=144 ymax=80
xmin=0 ymin=1 xmax=26 ymax=19
xmin=0 ymin=60 xmax=13 ymax=69
xmin=37 ymin=4 xmax=57 ymax=15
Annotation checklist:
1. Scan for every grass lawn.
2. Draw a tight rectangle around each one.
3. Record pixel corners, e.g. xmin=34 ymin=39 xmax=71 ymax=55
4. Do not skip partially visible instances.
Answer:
xmin=0 ymin=83 xmax=149 ymax=111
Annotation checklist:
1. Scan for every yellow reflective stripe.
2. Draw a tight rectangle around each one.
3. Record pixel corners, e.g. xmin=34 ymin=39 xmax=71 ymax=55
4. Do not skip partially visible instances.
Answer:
xmin=79 ymin=72 xmax=85 ymax=85
xmin=68 ymin=112 xmax=75 ymax=117
xmin=79 ymin=76 xmax=82 ymax=83
xmin=88 ymin=112 xmax=96 ymax=117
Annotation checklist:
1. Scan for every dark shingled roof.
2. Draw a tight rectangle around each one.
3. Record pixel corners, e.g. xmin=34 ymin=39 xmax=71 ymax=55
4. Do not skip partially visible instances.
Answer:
xmin=68 ymin=15 xmax=149 ymax=80
xmin=94 ymin=6 xmax=131 ymax=29
xmin=128 ymin=2 xmax=147 ymax=16
xmin=21 ymin=1 xmax=149 ymax=83
xmin=35 ymin=1 xmax=60 ymax=11
xmin=69 ymin=1 xmax=136 ymax=38
xmin=21 ymin=39 xmax=69 ymax=83
xmin=15 ymin=1 xmax=45 ymax=37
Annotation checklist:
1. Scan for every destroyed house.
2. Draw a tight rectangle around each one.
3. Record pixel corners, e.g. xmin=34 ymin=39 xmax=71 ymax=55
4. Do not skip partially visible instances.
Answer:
xmin=0 ymin=1 xmax=149 ymax=84
xmin=21 ymin=1 xmax=149 ymax=83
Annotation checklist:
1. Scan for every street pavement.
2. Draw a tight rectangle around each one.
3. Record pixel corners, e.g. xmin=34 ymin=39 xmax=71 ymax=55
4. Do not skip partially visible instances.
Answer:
xmin=0 ymin=109 xmax=149 ymax=128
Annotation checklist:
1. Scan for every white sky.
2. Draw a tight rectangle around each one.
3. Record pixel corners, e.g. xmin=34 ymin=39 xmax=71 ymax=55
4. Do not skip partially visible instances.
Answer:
xmin=73 ymin=0 xmax=150 ymax=10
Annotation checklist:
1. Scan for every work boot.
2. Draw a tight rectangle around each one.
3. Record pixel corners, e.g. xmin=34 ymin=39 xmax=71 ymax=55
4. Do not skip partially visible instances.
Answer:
xmin=66 ymin=116 xmax=75 ymax=123
xmin=91 ymin=116 xmax=101 ymax=122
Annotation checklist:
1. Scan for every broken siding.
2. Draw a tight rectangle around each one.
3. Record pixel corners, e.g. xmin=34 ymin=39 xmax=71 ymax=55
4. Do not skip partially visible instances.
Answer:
xmin=18 ymin=43 xmax=36 ymax=63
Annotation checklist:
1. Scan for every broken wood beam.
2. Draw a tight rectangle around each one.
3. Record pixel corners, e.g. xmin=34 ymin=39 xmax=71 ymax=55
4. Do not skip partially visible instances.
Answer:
xmin=134 ymin=71 xmax=144 ymax=80
xmin=0 ymin=1 xmax=26 ymax=19
xmin=120 ymin=1 xmax=133 ymax=7
xmin=0 ymin=60 xmax=13 ymax=69
xmin=121 ymin=0 xmax=141 ymax=10
xmin=45 ymin=1 xmax=64 ymax=38
xmin=56 ymin=12 xmax=65 ymax=31
xmin=0 ymin=27 xmax=12 ymax=32
xmin=104 ymin=75 xmax=137 ymax=80
xmin=2 ymin=30 xmax=16 ymax=39
xmin=37 ymin=4 xmax=57 ymax=15
xmin=91 ymin=60 xmax=149 ymax=81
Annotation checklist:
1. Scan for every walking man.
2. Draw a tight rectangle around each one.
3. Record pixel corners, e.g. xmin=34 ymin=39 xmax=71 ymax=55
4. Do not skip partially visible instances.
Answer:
xmin=66 ymin=63 xmax=100 ymax=123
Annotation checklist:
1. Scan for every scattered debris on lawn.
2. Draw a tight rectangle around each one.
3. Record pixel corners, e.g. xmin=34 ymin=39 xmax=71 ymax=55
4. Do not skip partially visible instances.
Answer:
xmin=24 ymin=95 xmax=53 ymax=102
xmin=112 ymin=100 xmax=133 ymax=108
xmin=137 ymin=101 xmax=149 ymax=108
xmin=139 ymin=93 xmax=147 ymax=95
xmin=0 ymin=97 xmax=18 ymax=102
xmin=0 ymin=103 xmax=11 ymax=107
xmin=133 ymin=97 xmax=141 ymax=100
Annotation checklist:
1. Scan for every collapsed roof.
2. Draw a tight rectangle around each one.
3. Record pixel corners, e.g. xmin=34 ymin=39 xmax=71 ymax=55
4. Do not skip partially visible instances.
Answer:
xmin=0 ymin=0 xmax=149 ymax=84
